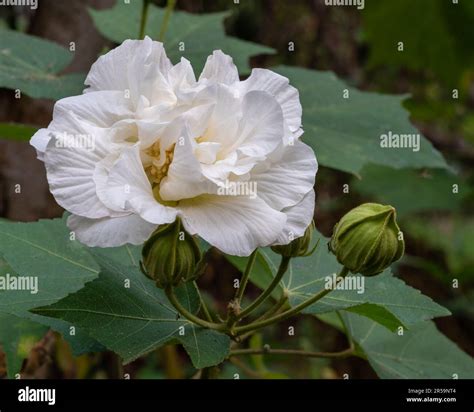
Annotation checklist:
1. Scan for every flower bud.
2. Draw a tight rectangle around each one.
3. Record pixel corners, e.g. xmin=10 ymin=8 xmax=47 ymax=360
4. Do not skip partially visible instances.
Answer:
xmin=271 ymin=221 xmax=316 ymax=258
xmin=141 ymin=219 xmax=203 ymax=288
xmin=329 ymin=203 xmax=404 ymax=277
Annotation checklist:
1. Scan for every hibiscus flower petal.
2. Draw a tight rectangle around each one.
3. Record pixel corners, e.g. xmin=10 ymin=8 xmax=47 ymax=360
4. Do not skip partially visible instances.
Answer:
xmin=239 ymin=68 xmax=302 ymax=134
xmin=274 ymin=189 xmax=315 ymax=245
xmin=85 ymin=36 xmax=172 ymax=105
xmin=252 ymin=140 xmax=317 ymax=210
xmin=43 ymin=114 xmax=112 ymax=219
xmin=105 ymin=144 xmax=177 ymax=224
xmin=31 ymin=91 xmax=133 ymax=160
xmin=178 ymin=195 xmax=286 ymax=256
xmin=160 ymin=134 xmax=215 ymax=202
xmin=68 ymin=213 xmax=156 ymax=247
xmin=199 ymin=50 xmax=239 ymax=85
xmin=233 ymin=90 xmax=284 ymax=158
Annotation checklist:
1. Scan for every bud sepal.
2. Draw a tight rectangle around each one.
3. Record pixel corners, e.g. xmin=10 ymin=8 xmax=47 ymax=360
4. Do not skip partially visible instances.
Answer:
xmin=329 ymin=203 xmax=404 ymax=277
xmin=141 ymin=218 xmax=203 ymax=288
xmin=272 ymin=221 xmax=318 ymax=258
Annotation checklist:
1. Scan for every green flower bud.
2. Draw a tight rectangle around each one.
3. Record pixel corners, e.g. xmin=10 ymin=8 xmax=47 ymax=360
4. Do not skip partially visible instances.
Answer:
xmin=141 ymin=219 xmax=203 ymax=288
xmin=271 ymin=221 xmax=316 ymax=258
xmin=329 ymin=203 xmax=404 ymax=277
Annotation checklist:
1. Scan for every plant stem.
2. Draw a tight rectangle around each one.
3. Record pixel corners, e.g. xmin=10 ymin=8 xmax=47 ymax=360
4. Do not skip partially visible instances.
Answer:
xmin=139 ymin=0 xmax=151 ymax=39
xmin=165 ymin=286 xmax=225 ymax=331
xmin=232 ymin=296 xmax=289 ymax=343
xmin=229 ymin=346 xmax=354 ymax=359
xmin=235 ymin=249 xmax=258 ymax=303
xmin=235 ymin=266 xmax=350 ymax=335
xmin=255 ymin=294 xmax=289 ymax=321
xmin=237 ymin=256 xmax=290 ymax=320
xmin=158 ymin=0 xmax=177 ymax=41
xmin=195 ymin=284 xmax=213 ymax=322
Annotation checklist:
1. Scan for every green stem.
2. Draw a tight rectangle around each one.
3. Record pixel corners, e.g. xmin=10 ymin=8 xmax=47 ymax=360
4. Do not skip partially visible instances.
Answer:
xmin=165 ymin=287 xmax=225 ymax=331
xmin=139 ymin=0 xmax=151 ymax=39
xmin=255 ymin=294 xmax=289 ymax=322
xmin=158 ymin=0 xmax=177 ymax=41
xmin=235 ymin=296 xmax=289 ymax=343
xmin=229 ymin=346 xmax=354 ymax=359
xmin=235 ymin=267 xmax=350 ymax=335
xmin=195 ymin=285 xmax=213 ymax=322
xmin=235 ymin=249 xmax=258 ymax=303
xmin=237 ymin=256 xmax=290 ymax=321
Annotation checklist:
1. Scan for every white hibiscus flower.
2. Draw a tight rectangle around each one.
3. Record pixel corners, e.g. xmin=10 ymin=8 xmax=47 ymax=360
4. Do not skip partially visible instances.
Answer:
xmin=30 ymin=37 xmax=317 ymax=257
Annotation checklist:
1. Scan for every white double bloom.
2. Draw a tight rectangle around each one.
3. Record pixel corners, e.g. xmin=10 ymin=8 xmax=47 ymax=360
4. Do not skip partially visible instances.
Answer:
xmin=31 ymin=37 xmax=318 ymax=257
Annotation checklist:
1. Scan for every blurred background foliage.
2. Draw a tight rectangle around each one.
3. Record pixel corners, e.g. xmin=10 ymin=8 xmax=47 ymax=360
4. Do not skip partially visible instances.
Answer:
xmin=0 ymin=0 xmax=473 ymax=379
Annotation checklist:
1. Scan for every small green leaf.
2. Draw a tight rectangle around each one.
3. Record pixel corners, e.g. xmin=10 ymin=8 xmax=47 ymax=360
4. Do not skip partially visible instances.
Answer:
xmin=0 ymin=29 xmax=85 ymax=99
xmin=275 ymin=66 xmax=448 ymax=175
xmin=89 ymin=1 xmax=275 ymax=74
xmin=345 ymin=303 xmax=401 ymax=333
xmin=342 ymin=312 xmax=474 ymax=379
xmin=0 ymin=123 xmax=38 ymax=142
xmin=33 ymin=252 xmax=230 ymax=368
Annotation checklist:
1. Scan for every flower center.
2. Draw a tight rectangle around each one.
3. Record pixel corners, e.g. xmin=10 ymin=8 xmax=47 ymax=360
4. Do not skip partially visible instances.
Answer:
xmin=145 ymin=142 xmax=175 ymax=187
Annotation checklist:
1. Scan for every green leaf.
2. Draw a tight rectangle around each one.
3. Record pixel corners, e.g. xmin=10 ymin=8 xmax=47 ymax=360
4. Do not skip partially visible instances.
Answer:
xmin=89 ymin=1 xmax=275 ymax=73
xmin=0 ymin=255 xmax=103 ymax=357
xmin=344 ymin=303 xmax=402 ymax=333
xmin=92 ymin=244 xmax=142 ymax=268
xmin=0 ymin=29 xmax=85 ymax=100
xmin=254 ymin=232 xmax=449 ymax=331
xmin=404 ymin=217 xmax=474 ymax=282
xmin=0 ymin=218 xmax=102 ymax=357
xmin=33 ymin=252 xmax=230 ymax=368
xmin=27 ymin=313 xmax=105 ymax=356
xmin=0 ymin=218 xmax=99 ymax=315
xmin=362 ymin=0 xmax=474 ymax=84
xmin=342 ymin=312 xmax=474 ymax=379
xmin=0 ymin=123 xmax=38 ymax=142
xmin=353 ymin=165 xmax=469 ymax=216
xmin=274 ymin=66 xmax=448 ymax=175
xmin=0 ymin=312 xmax=47 ymax=378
